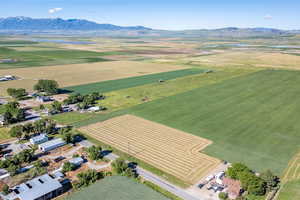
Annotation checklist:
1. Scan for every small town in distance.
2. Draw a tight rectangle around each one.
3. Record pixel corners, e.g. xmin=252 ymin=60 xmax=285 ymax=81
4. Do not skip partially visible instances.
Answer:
xmin=0 ymin=1 xmax=300 ymax=200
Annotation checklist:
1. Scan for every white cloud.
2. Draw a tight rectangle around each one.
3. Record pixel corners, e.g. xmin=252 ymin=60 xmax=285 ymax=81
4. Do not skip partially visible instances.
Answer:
xmin=49 ymin=8 xmax=63 ymax=14
xmin=264 ymin=14 xmax=273 ymax=20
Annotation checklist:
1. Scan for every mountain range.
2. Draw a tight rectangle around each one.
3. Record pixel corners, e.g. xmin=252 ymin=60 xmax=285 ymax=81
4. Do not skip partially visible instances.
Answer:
xmin=0 ymin=17 xmax=151 ymax=31
xmin=0 ymin=17 xmax=299 ymax=37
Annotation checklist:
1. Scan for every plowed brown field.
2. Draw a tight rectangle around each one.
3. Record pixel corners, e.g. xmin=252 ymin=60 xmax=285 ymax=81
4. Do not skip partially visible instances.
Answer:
xmin=79 ymin=114 xmax=220 ymax=184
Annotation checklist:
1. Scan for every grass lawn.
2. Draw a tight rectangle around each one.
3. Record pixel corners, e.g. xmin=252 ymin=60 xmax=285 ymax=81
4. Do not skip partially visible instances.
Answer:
xmin=0 ymin=105 xmax=5 ymax=114
xmin=0 ymin=47 xmax=126 ymax=69
xmin=123 ymin=69 xmax=300 ymax=175
xmin=64 ymin=176 xmax=169 ymax=200
xmin=277 ymin=180 xmax=300 ymax=200
xmin=0 ymin=127 xmax=11 ymax=142
xmin=51 ymin=112 xmax=96 ymax=125
xmin=64 ymin=68 xmax=206 ymax=95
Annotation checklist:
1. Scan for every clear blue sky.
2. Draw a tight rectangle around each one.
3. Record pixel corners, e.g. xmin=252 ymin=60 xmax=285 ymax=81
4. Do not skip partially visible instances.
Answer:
xmin=1 ymin=0 xmax=299 ymax=30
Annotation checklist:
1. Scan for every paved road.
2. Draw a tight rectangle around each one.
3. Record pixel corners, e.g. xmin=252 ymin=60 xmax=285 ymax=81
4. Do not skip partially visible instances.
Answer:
xmin=82 ymin=139 xmax=205 ymax=200
xmin=137 ymin=167 xmax=202 ymax=200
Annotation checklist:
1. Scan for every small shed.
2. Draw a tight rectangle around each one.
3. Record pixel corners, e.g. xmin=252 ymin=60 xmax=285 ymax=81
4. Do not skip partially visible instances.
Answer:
xmin=87 ymin=106 xmax=101 ymax=112
xmin=69 ymin=157 xmax=84 ymax=166
xmin=39 ymin=138 xmax=66 ymax=152
xmin=36 ymin=96 xmax=52 ymax=103
xmin=30 ymin=134 xmax=48 ymax=145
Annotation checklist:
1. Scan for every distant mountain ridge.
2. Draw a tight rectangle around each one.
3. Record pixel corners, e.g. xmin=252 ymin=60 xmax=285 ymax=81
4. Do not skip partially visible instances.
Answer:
xmin=0 ymin=16 xmax=151 ymax=31
xmin=0 ymin=16 xmax=299 ymax=37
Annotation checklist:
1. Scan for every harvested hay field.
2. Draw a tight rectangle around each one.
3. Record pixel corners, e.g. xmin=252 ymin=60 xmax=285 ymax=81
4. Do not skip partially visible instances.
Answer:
xmin=282 ymin=151 xmax=300 ymax=183
xmin=278 ymin=151 xmax=300 ymax=200
xmin=184 ymin=50 xmax=300 ymax=70
xmin=79 ymin=114 xmax=220 ymax=184
xmin=0 ymin=61 xmax=186 ymax=95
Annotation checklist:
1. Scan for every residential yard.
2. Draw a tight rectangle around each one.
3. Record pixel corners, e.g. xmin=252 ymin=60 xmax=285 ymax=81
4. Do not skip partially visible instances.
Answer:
xmin=51 ymin=112 xmax=96 ymax=125
xmin=0 ymin=127 xmax=11 ymax=142
xmin=64 ymin=176 xmax=169 ymax=200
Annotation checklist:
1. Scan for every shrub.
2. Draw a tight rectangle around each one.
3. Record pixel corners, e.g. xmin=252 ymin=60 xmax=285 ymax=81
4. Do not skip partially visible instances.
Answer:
xmin=218 ymin=192 xmax=228 ymax=200
xmin=2 ymin=184 xmax=9 ymax=195
xmin=62 ymin=161 xmax=76 ymax=173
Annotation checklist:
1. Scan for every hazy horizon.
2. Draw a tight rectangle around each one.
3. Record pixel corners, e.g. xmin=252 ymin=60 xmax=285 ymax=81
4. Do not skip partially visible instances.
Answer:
xmin=1 ymin=0 xmax=299 ymax=30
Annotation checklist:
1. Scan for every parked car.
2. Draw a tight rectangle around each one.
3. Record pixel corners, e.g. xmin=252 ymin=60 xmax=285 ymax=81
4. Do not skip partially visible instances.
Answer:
xmin=198 ymin=183 xmax=205 ymax=189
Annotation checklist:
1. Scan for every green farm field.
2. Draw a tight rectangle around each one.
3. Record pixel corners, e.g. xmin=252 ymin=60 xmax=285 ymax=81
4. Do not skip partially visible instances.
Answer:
xmin=277 ymin=180 xmax=300 ymax=200
xmin=124 ymin=69 xmax=300 ymax=175
xmin=0 ymin=47 xmax=126 ymax=69
xmin=64 ymin=176 xmax=169 ymax=200
xmin=64 ymin=68 xmax=206 ymax=95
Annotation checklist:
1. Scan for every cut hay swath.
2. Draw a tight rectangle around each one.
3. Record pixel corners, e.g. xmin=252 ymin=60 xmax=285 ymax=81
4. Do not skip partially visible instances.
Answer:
xmin=282 ymin=151 xmax=300 ymax=183
xmin=79 ymin=115 xmax=220 ymax=184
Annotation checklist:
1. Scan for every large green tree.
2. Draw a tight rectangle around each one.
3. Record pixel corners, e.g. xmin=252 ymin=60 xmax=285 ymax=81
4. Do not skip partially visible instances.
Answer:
xmin=9 ymin=125 xmax=23 ymax=140
xmin=7 ymin=88 xmax=27 ymax=100
xmin=86 ymin=145 xmax=102 ymax=160
xmin=34 ymin=79 xmax=59 ymax=94
xmin=3 ymin=102 xmax=25 ymax=124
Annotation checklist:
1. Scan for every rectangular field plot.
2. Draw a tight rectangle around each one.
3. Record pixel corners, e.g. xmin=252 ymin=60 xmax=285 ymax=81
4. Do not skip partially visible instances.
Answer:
xmin=64 ymin=68 xmax=205 ymax=95
xmin=0 ymin=61 xmax=186 ymax=95
xmin=79 ymin=115 xmax=220 ymax=184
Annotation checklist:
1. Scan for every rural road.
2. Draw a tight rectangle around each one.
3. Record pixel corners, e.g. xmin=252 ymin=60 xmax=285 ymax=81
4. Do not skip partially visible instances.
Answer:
xmin=82 ymin=140 xmax=207 ymax=200
xmin=136 ymin=166 xmax=202 ymax=200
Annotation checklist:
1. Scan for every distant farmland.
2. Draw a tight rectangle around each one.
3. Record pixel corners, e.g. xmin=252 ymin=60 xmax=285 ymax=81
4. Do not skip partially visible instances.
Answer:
xmin=65 ymin=176 xmax=169 ymax=200
xmin=123 ymin=69 xmax=300 ymax=175
xmin=0 ymin=61 xmax=186 ymax=95
xmin=0 ymin=47 xmax=118 ymax=69
xmin=64 ymin=68 xmax=205 ymax=94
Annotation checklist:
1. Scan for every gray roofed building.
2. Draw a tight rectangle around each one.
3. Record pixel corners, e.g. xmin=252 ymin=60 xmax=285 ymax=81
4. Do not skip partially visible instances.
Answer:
xmin=30 ymin=134 xmax=48 ymax=145
xmin=2 ymin=173 xmax=64 ymax=200
xmin=69 ymin=157 xmax=84 ymax=166
xmin=38 ymin=138 xmax=66 ymax=152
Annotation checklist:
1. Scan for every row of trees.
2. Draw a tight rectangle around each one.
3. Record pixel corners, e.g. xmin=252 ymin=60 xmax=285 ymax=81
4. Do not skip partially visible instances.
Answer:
xmin=0 ymin=149 xmax=35 ymax=176
xmin=226 ymin=163 xmax=280 ymax=197
xmin=9 ymin=118 xmax=56 ymax=140
xmin=2 ymin=102 xmax=25 ymax=125
xmin=64 ymin=92 xmax=104 ymax=109
xmin=7 ymin=88 xmax=27 ymax=100
xmin=72 ymin=169 xmax=104 ymax=189
xmin=6 ymin=80 xmax=59 ymax=101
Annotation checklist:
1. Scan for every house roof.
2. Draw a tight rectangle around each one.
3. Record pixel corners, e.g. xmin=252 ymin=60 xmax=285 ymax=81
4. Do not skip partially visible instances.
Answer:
xmin=38 ymin=138 xmax=66 ymax=149
xmin=69 ymin=157 xmax=84 ymax=165
xmin=30 ymin=134 xmax=48 ymax=143
xmin=223 ymin=177 xmax=241 ymax=198
xmin=13 ymin=174 xmax=62 ymax=200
